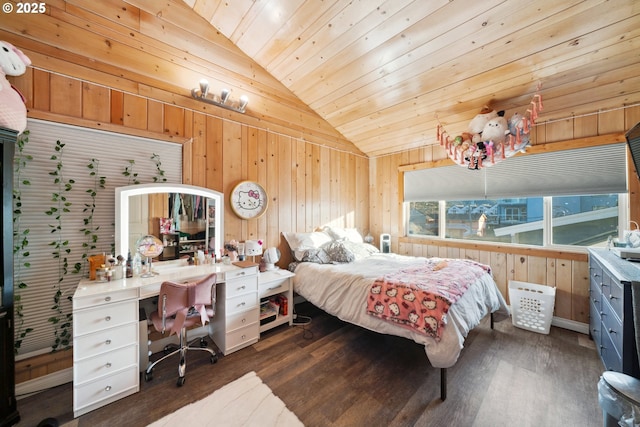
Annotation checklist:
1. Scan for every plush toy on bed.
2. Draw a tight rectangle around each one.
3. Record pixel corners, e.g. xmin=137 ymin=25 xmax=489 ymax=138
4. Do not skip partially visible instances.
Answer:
xmin=0 ymin=41 xmax=31 ymax=134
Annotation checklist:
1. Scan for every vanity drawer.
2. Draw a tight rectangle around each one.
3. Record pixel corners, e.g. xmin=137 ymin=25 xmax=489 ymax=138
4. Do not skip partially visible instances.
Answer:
xmin=226 ymin=308 xmax=259 ymax=332
xmin=225 ymin=324 xmax=259 ymax=352
xmin=74 ymin=344 xmax=138 ymax=384
xmin=226 ymin=276 xmax=258 ymax=299
xmin=74 ymin=323 xmax=138 ymax=360
xmin=225 ymin=292 xmax=258 ymax=315
xmin=74 ymin=365 xmax=138 ymax=411
xmin=226 ymin=267 xmax=257 ymax=281
xmin=74 ymin=300 xmax=138 ymax=336
xmin=73 ymin=288 xmax=138 ymax=310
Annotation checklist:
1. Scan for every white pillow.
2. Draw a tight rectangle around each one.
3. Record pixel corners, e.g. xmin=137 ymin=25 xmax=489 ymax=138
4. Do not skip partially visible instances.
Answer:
xmin=323 ymin=226 xmax=364 ymax=244
xmin=282 ymin=231 xmax=333 ymax=261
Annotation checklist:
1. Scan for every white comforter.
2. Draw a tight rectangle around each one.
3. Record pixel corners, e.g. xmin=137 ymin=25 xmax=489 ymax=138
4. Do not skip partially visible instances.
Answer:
xmin=292 ymin=252 xmax=509 ymax=368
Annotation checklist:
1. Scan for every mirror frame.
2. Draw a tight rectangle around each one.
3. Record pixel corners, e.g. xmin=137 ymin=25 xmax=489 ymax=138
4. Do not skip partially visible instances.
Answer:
xmin=115 ymin=183 xmax=224 ymax=259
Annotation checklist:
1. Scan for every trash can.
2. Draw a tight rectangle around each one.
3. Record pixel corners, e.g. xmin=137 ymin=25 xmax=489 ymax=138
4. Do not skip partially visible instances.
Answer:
xmin=598 ymin=371 xmax=640 ymax=427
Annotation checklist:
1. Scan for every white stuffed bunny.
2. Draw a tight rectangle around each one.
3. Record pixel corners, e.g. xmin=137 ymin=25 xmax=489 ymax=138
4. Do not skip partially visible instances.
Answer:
xmin=0 ymin=41 xmax=31 ymax=134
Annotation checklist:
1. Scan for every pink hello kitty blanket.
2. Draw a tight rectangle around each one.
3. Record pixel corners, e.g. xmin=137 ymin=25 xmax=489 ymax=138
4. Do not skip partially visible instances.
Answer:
xmin=366 ymin=258 xmax=491 ymax=340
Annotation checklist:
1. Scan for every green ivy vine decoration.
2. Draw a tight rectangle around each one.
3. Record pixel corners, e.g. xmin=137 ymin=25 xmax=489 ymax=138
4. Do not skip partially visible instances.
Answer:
xmin=151 ymin=153 xmax=167 ymax=183
xmin=78 ymin=158 xmax=106 ymax=276
xmin=12 ymin=130 xmax=33 ymax=353
xmin=45 ymin=140 xmax=74 ymax=351
xmin=123 ymin=159 xmax=140 ymax=185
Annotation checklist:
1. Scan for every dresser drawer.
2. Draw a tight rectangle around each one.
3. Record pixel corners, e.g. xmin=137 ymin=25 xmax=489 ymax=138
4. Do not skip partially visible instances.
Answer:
xmin=601 ymin=327 xmax=623 ymax=373
xmin=604 ymin=274 xmax=624 ymax=320
xmin=73 ymin=288 xmax=138 ymax=310
xmin=225 ymin=324 xmax=259 ymax=351
xmin=226 ymin=276 xmax=258 ymax=299
xmin=590 ymin=298 xmax=601 ymax=344
xmin=590 ymin=279 xmax=602 ymax=312
xmin=226 ymin=308 xmax=259 ymax=332
xmin=74 ymin=299 xmax=138 ymax=336
xmin=601 ymin=299 xmax=624 ymax=356
xmin=74 ymin=344 xmax=138 ymax=384
xmin=74 ymin=323 xmax=138 ymax=360
xmin=74 ymin=365 xmax=138 ymax=411
xmin=226 ymin=292 xmax=258 ymax=315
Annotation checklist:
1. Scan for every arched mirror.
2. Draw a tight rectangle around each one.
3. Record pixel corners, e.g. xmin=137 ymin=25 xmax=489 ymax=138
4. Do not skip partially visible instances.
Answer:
xmin=115 ymin=183 xmax=224 ymax=261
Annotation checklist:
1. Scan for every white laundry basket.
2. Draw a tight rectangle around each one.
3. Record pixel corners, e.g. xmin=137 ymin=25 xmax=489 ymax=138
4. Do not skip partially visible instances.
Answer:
xmin=508 ymin=280 xmax=556 ymax=334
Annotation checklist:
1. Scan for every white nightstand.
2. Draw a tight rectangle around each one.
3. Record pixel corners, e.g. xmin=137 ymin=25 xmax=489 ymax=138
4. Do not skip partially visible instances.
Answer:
xmin=258 ymin=269 xmax=295 ymax=333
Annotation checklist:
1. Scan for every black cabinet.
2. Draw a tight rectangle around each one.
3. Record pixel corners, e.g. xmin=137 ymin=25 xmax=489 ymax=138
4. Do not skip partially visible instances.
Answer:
xmin=1 ymin=127 xmax=19 ymax=426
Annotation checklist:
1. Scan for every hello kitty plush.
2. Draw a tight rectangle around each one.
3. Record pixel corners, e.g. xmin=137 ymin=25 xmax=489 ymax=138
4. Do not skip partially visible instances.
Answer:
xmin=0 ymin=41 xmax=31 ymax=134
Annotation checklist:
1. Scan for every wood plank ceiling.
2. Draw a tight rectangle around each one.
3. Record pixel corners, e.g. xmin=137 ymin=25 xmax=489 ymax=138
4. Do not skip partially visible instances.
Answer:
xmin=181 ymin=0 xmax=640 ymax=157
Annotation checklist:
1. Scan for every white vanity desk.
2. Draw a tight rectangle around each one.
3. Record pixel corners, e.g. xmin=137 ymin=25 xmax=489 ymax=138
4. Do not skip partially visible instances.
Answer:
xmin=72 ymin=260 xmax=260 ymax=417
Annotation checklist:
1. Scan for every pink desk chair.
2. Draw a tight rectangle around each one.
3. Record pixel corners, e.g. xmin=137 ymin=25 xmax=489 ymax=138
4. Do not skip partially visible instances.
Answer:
xmin=144 ymin=273 xmax=218 ymax=386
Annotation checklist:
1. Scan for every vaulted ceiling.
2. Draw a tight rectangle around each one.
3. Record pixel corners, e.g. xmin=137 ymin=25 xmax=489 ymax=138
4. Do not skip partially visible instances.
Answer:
xmin=180 ymin=0 xmax=640 ymax=157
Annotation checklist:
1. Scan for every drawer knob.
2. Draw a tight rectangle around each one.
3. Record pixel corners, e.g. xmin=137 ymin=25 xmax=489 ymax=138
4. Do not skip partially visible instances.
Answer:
xmin=241 ymin=334 xmax=246 ymax=340
xmin=609 ymin=295 xmax=616 ymax=300
xmin=106 ymin=362 xmax=112 ymax=368
xmin=238 ymin=302 xmax=246 ymax=307
xmin=239 ymin=271 xmax=246 ymax=276
xmin=104 ymin=296 xmax=111 ymax=302
xmin=268 ymin=285 xmax=281 ymax=291
xmin=238 ymin=286 xmax=246 ymax=291
xmin=105 ymin=385 xmax=112 ymax=392
xmin=105 ymin=316 xmax=111 ymax=321
xmin=105 ymin=339 xmax=112 ymax=345
xmin=241 ymin=318 xmax=246 ymax=324
xmin=609 ymin=328 xmax=617 ymax=334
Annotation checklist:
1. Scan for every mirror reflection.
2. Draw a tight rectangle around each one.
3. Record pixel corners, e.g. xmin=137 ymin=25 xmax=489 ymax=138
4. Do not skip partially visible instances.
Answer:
xmin=115 ymin=184 xmax=224 ymax=263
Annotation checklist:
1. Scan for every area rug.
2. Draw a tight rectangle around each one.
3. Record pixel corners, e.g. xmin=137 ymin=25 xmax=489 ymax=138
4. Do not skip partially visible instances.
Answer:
xmin=147 ymin=371 xmax=304 ymax=427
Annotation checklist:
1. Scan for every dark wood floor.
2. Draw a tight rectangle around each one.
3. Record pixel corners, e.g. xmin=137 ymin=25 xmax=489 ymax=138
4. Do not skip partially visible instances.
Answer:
xmin=16 ymin=302 xmax=604 ymax=427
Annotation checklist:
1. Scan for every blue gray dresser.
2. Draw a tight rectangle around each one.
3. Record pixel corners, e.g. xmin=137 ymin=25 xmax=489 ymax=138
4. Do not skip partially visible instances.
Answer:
xmin=589 ymin=248 xmax=640 ymax=377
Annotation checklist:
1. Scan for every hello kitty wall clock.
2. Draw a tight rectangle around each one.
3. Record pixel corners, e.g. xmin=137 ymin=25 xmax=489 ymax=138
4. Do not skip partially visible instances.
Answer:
xmin=230 ymin=180 xmax=268 ymax=219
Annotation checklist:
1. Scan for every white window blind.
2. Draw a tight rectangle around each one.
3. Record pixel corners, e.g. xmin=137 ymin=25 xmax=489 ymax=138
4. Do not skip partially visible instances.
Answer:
xmin=404 ymin=144 xmax=627 ymax=201
xmin=14 ymin=119 xmax=182 ymax=355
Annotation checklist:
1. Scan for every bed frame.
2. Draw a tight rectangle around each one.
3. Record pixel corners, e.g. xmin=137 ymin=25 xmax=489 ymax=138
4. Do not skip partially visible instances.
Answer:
xmin=439 ymin=311 xmax=494 ymax=400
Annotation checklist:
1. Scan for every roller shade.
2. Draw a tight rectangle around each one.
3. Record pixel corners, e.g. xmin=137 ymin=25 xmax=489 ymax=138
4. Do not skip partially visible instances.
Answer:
xmin=486 ymin=144 xmax=627 ymax=198
xmin=14 ymin=119 xmax=182 ymax=355
xmin=404 ymin=165 xmax=486 ymax=201
xmin=404 ymin=144 xmax=627 ymax=201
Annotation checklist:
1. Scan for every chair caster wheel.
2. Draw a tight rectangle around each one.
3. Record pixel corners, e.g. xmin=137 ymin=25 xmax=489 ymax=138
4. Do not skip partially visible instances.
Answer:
xmin=144 ymin=371 xmax=153 ymax=382
xmin=199 ymin=338 xmax=207 ymax=348
xmin=177 ymin=377 xmax=185 ymax=387
xmin=211 ymin=355 xmax=218 ymax=364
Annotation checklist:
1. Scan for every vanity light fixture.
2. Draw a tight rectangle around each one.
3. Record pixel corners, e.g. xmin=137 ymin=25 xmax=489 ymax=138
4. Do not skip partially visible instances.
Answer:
xmin=191 ymin=79 xmax=249 ymax=113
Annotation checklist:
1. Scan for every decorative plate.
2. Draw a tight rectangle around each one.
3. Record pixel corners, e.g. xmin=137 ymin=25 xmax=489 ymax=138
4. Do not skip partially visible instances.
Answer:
xmin=230 ymin=181 xmax=268 ymax=220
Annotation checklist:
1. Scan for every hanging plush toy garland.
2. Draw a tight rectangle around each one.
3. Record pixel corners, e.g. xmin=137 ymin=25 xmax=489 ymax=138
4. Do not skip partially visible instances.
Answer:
xmin=437 ymin=90 xmax=543 ymax=170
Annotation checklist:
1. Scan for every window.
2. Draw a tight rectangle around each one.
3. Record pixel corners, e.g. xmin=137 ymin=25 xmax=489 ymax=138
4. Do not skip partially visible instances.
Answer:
xmin=403 ymin=143 xmax=628 ymax=248
xmin=551 ymin=194 xmax=619 ymax=246
xmin=407 ymin=193 xmax=623 ymax=247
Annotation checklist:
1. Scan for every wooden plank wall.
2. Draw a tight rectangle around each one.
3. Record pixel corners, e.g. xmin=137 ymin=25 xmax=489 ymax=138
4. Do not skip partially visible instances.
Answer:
xmin=11 ymin=68 xmax=369 ymax=266
xmin=2 ymin=0 xmax=371 ymax=267
xmin=369 ymin=106 xmax=640 ymax=325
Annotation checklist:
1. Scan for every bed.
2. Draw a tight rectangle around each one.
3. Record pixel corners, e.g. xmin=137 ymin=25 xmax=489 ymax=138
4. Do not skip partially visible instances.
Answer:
xmin=283 ymin=228 xmax=509 ymax=400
